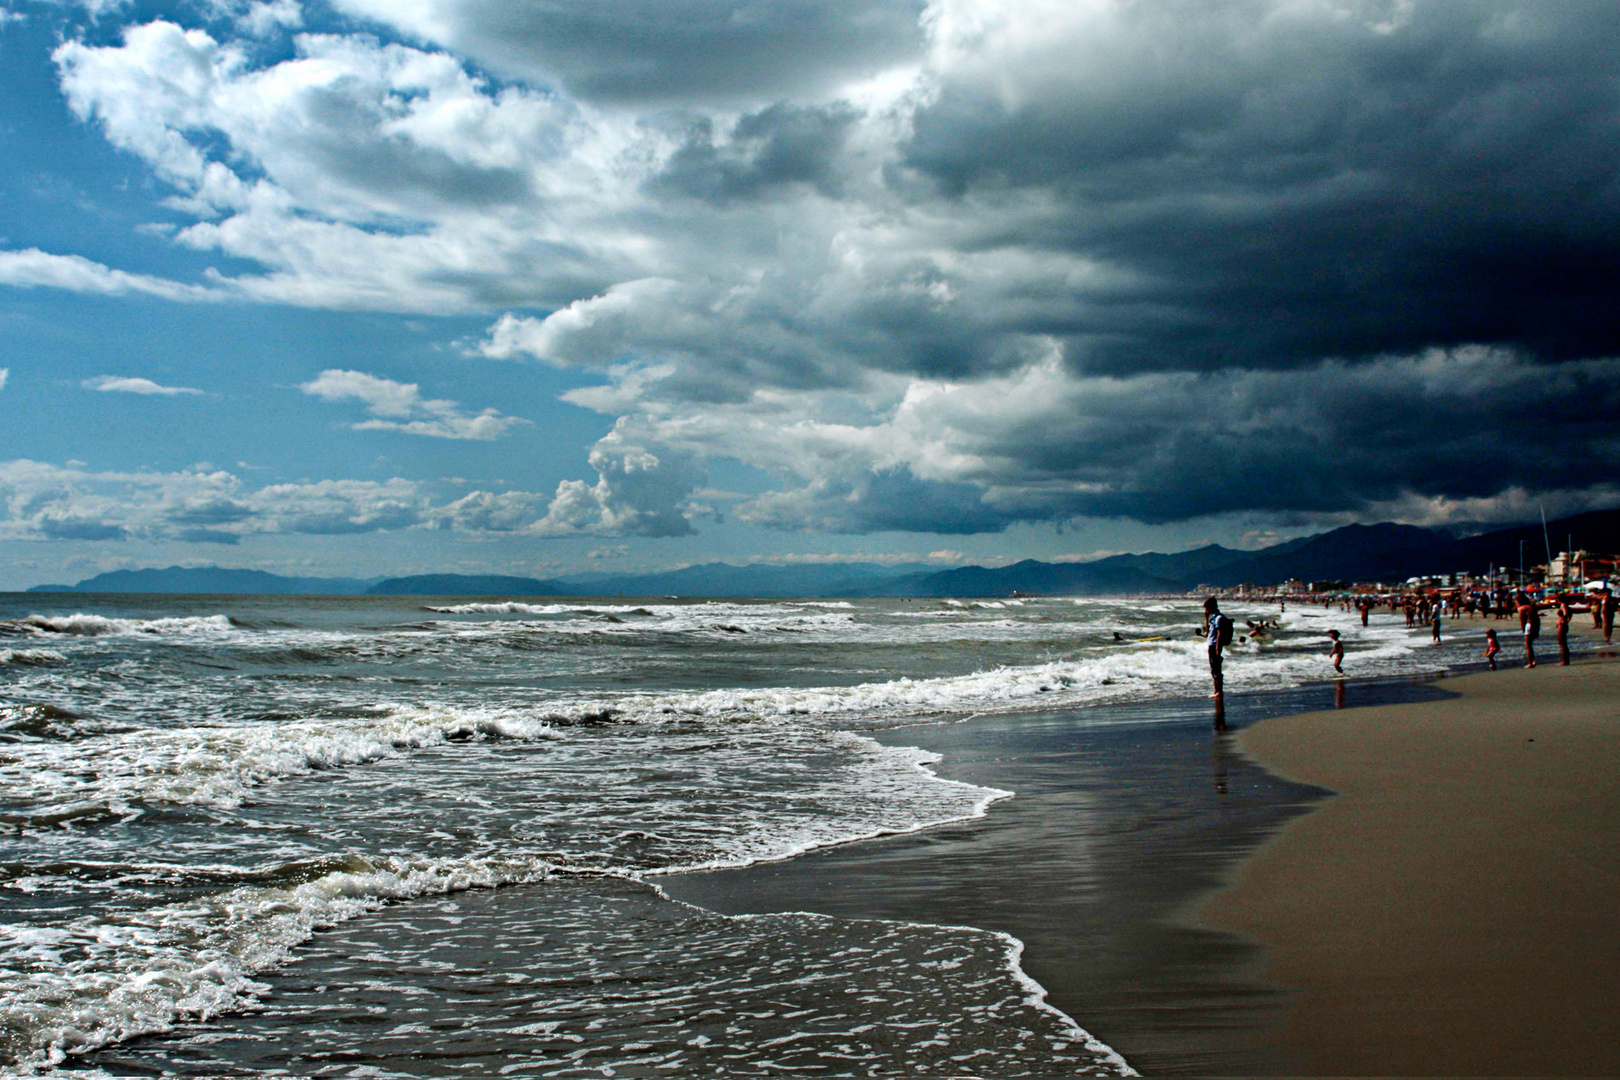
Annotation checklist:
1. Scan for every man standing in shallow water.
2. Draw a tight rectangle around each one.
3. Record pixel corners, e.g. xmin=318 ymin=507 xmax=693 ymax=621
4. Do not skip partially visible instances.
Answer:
xmin=1204 ymin=596 xmax=1228 ymax=699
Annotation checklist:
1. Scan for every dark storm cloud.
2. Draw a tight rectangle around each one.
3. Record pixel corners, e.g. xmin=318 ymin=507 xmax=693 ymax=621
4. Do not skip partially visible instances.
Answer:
xmin=650 ymin=103 xmax=861 ymax=204
xmin=167 ymin=498 xmax=255 ymax=526
xmin=310 ymin=127 xmax=536 ymax=214
xmin=334 ymin=0 xmax=928 ymax=104
xmin=680 ymin=348 xmax=1620 ymax=535
xmin=745 ymin=467 xmax=1011 ymax=534
xmin=38 ymin=517 xmax=129 ymax=542
xmin=989 ymin=352 xmax=1620 ymax=526
xmin=900 ymin=0 xmax=1620 ymax=375
xmin=464 ymin=0 xmax=1620 ymax=534
xmin=173 ymin=528 xmax=243 ymax=544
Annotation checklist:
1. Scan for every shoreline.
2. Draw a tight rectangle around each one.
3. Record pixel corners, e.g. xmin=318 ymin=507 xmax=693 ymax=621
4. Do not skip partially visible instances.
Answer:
xmin=661 ymin=671 xmax=1461 ymax=1075
xmin=1196 ymin=645 xmax=1620 ymax=1075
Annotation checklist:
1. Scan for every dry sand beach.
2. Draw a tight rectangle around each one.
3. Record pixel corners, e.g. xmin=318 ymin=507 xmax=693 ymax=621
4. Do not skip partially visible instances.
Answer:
xmin=1201 ymin=645 xmax=1620 ymax=1076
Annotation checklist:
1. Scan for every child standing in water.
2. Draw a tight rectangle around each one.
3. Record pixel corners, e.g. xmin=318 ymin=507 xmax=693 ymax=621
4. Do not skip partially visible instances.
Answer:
xmin=1556 ymin=598 xmax=1572 ymax=666
xmin=1327 ymin=629 xmax=1344 ymax=674
xmin=1483 ymin=628 xmax=1501 ymax=670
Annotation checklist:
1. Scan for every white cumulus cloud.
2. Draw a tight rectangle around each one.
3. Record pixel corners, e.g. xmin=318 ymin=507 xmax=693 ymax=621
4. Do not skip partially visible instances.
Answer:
xmin=525 ymin=427 xmax=706 ymax=538
xmin=0 ymin=459 xmax=597 ymax=543
xmin=300 ymin=368 xmax=528 ymax=440
xmin=83 ymin=375 xmax=204 ymax=396
xmin=0 ymin=248 xmax=220 ymax=302
xmin=235 ymin=0 xmax=302 ymax=37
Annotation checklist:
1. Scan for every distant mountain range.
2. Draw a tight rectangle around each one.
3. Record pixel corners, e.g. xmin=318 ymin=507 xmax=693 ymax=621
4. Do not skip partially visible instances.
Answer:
xmin=367 ymin=561 xmax=942 ymax=598
xmin=26 ymin=566 xmax=383 ymax=595
xmin=24 ymin=508 xmax=1620 ymax=598
xmin=28 ymin=561 xmax=940 ymax=598
xmin=860 ymin=509 xmax=1620 ymax=596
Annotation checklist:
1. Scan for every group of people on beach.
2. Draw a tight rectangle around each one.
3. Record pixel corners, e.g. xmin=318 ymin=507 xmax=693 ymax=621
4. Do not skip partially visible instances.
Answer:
xmin=1201 ymin=582 xmax=1616 ymax=698
xmin=1482 ymin=588 xmax=1611 ymax=669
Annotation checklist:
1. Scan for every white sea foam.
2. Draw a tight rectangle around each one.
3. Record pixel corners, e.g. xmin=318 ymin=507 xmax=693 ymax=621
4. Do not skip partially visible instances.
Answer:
xmin=516 ymin=610 xmax=1438 ymax=727
xmin=11 ymin=614 xmax=234 ymax=638
xmin=541 ymin=640 xmax=1233 ymax=725
xmin=0 ymin=725 xmax=1013 ymax=1072
xmin=424 ymin=601 xmax=587 ymax=615
xmin=0 ymin=854 xmax=553 ymax=1072
xmin=428 ymin=601 xmax=858 ymax=636
xmin=96 ymin=876 xmax=1134 ymax=1078
xmin=993 ymin=929 xmax=1137 ymax=1075
xmin=0 ymin=605 xmax=1437 ymax=823
xmin=640 ymin=733 xmax=1012 ymax=875
xmin=0 ymin=706 xmax=564 ymax=818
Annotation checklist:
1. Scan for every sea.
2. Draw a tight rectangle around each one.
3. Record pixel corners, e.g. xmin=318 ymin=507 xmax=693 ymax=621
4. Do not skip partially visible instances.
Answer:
xmin=0 ymin=593 xmax=1496 ymax=1077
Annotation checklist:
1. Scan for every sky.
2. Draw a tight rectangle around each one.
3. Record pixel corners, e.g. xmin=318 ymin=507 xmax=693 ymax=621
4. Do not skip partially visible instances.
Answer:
xmin=1 ymin=0 xmax=1617 ymax=589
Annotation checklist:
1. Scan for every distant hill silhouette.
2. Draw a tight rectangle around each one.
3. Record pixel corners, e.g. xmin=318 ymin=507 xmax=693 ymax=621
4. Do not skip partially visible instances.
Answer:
xmin=364 ymin=562 xmax=936 ymax=596
xmin=863 ymin=558 xmax=1184 ymax=597
xmin=549 ymin=561 xmax=938 ymax=598
xmin=27 ymin=566 xmax=380 ymax=594
xmin=865 ymin=509 xmax=1620 ymax=596
xmin=22 ymin=508 xmax=1618 ymax=598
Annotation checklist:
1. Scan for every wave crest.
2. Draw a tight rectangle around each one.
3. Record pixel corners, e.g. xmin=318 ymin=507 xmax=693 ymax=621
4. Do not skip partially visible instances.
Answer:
xmin=7 ymin=614 xmax=234 ymax=638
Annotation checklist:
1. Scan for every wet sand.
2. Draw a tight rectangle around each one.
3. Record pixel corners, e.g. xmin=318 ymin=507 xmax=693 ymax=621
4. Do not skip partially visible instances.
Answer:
xmin=662 ymin=677 xmax=1457 ymax=1075
xmin=1199 ymin=649 xmax=1620 ymax=1075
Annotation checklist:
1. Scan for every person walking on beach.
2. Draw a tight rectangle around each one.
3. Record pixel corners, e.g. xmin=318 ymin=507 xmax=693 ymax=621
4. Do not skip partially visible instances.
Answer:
xmin=1483 ymin=628 xmax=1501 ymax=670
xmin=1604 ymin=587 xmax=1616 ymax=644
xmin=1517 ymin=593 xmax=1540 ymax=669
xmin=1327 ymin=629 xmax=1344 ymax=674
xmin=1204 ymin=597 xmax=1231 ymax=699
xmin=1431 ymin=601 xmax=1443 ymax=644
xmin=1555 ymin=598 xmax=1572 ymax=667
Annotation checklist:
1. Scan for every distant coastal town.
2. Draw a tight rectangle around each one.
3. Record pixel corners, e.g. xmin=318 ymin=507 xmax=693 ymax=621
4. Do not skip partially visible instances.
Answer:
xmin=1201 ymin=546 xmax=1618 ymax=602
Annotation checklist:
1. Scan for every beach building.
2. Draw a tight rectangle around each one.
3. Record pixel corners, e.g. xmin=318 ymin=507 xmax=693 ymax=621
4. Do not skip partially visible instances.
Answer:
xmin=1549 ymin=550 xmax=1619 ymax=586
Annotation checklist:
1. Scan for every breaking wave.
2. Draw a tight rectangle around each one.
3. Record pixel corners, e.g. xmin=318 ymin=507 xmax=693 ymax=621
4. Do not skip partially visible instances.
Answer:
xmin=5 ymin=614 xmax=234 ymax=638
xmin=0 ymin=706 xmax=565 ymax=819
xmin=0 ymin=649 xmax=66 ymax=666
